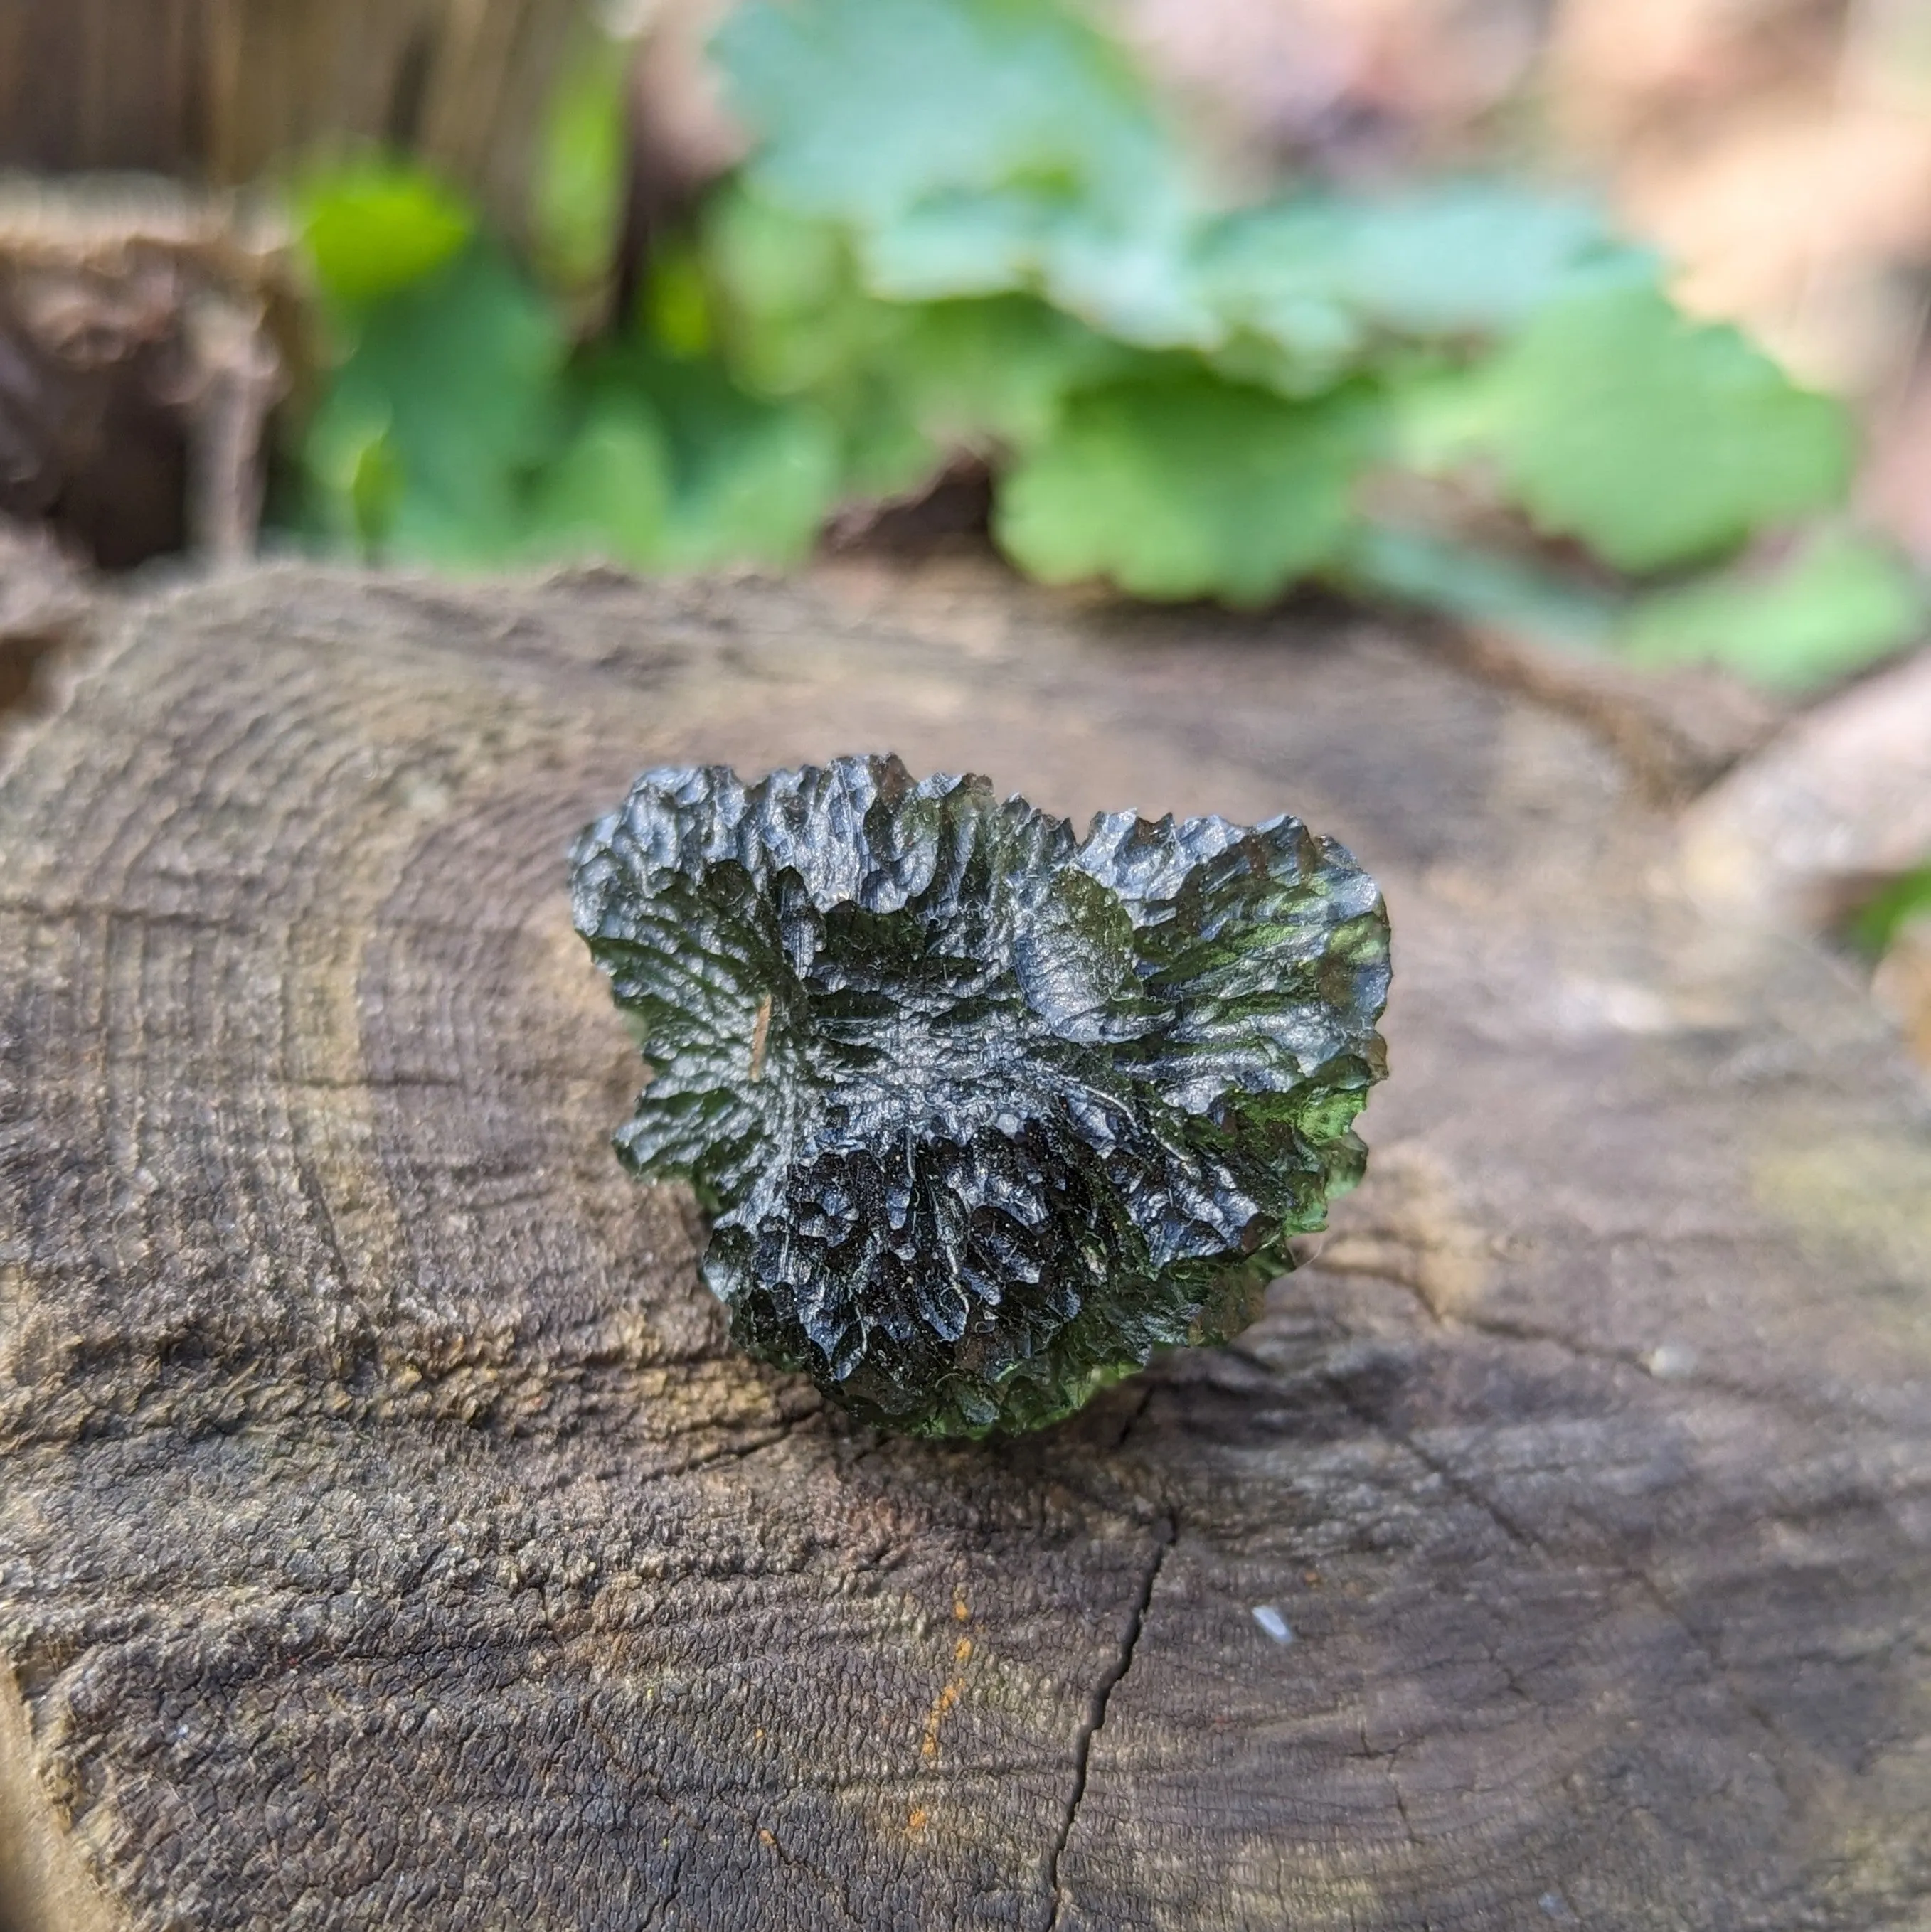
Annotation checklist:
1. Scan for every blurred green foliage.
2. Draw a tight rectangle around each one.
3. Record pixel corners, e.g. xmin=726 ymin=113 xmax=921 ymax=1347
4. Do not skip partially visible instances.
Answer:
xmin=302 ymin=246 xmax=562 ymax=564
xmin=1847 ymin=863 xmax=1931 ymax=958
xmin=292 ymin=169 xmax=838 ymax=570
xmin=531 ymin=22 xmax=634 ymax=299
xmin=1622 ymin=528 xmax=1925 ymax=691
xmin=996 ymin=371 xmax=1377 ymax=602
xmin=297 ymin=161 xmax=474 ymax=307
xmin=279 ymin=0 xmax=1927 ymax=692
xmin=1474 ymin=285 xmax=1854 ymax=573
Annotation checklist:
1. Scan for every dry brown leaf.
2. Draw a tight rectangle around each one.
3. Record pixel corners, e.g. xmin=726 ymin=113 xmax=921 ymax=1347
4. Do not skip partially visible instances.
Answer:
xmin=1617 ymin=102 xmax=1931 ymax=390
xmin=1873 ymin=918 xmax=1931 ymax=1069
xmin=1112 ymin=0 xmax=1543 ymax=170
xmin=1548 ymin=0 xmax=1841 ymax=146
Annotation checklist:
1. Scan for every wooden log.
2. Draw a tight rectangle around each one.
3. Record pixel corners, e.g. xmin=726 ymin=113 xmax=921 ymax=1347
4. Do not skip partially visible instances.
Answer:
xmin=1 ymin=558 xmax=1927 ymax=1931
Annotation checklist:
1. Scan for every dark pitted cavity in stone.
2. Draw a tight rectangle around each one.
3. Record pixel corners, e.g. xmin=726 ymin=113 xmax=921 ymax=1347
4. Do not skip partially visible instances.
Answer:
xmin=571 ymin=754 xmax=1391 ymax=1438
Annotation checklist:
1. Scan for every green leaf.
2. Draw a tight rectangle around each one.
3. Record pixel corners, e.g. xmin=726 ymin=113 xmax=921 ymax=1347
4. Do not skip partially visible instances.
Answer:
xmin=299 ymin=245 xmax=565 ymax=564
xmin=297 ymin=159 xmax=477 ymax=309
xmin=713 ymin=0 xmax=1215 ymax=346
xmin=861 ymin=180 xmax=1212 ymax=348
xmin=566 ymin=341 xmax=844 ymax=567
xmin=1479 ymin=283 xmax=1855 ymax=572
xmin=703 ymin=188 xmax=1119 ymax=492
xmin=873 ymin=294 xmax=1126 ymax=453
xmin=298 ymin=406 xmax=402 ymax=551
xmin=524 ymin=399 xmax=674 ymax=567
xmin=1198 ymin=183 xmax=1653 ymax=393
xmin=1334 ymin=522 xmax=1621 ymax=650
xmin=994 ymin=367 xmax=1378 ymax=605
xmin=667 ymin=402 xmax=844 ymax=566
xmin=642 ymin=242 xmax=718 ymax=359
xmin=1846 ymin=864 xmax=1931 ymax=958
xmin=702 ymin=190 xmax=929 ymax=491
xmin=531 ymin=23 xmax=634 ymax=294
xmin=1620 ymin=528 xmax=1924 ymax=691
xmin=717 ymin=0 xmax=1172 ymax=230
xmin=703 ymin=189 xmax=880 ymax=397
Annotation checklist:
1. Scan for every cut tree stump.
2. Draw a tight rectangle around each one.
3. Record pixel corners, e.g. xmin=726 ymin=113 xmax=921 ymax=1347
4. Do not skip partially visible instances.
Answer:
xmin=1 ymin=559 xmax=1929 ymax=1931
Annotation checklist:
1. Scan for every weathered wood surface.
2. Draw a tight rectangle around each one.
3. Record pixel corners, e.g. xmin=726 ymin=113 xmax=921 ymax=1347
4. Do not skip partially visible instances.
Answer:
xmin=1 ymin=560 xmax=1928 ymax=1931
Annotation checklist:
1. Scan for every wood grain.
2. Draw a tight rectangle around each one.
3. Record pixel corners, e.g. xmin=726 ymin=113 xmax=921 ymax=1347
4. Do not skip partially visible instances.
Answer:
xmin=1 ymin=558 xmax=1927 ymax=1930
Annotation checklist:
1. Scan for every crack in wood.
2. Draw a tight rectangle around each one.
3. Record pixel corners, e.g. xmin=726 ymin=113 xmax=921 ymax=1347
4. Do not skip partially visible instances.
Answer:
xmin=1042 ymin=1520 xmax=1174 ymax=1932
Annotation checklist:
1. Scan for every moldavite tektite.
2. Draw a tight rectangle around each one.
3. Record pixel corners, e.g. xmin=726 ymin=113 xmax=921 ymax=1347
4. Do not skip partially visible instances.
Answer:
xmin=571 ymin=756 xmax=1390 ymax=1438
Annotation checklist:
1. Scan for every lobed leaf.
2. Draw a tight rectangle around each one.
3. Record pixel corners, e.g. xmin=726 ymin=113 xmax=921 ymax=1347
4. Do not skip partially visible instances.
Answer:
xmin=564 ymin=341 xmax=845 ymax=567
xmin=995 ymin=368 xmax=1380 ymax=604
xmin=297 ymin=159 xmax=477 ymax=310
xmin=1621 ymin=528 xmax=1925 ymax=692
xmin=298 ymin=245 xmax=565 ymax=565
xmin=1198 ymin=183 xmax=1653 ymax=394
xmin=714 ymin=0 xmax=1215 ymax=346
xmin=1478 ymin=284 xmax=1855 ymax=573
xmin=523 ymin=400 xmax=674 ymax=568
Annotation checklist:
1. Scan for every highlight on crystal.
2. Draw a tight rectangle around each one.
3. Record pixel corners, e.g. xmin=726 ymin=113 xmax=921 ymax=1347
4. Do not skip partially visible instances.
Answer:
xmin=571 ymin=754 xmax=1390 ymax=1438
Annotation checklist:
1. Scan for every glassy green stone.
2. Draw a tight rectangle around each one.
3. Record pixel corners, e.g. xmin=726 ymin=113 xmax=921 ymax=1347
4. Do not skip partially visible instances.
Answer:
xmin=571 ymin=756 xmax=1390 ymax=1438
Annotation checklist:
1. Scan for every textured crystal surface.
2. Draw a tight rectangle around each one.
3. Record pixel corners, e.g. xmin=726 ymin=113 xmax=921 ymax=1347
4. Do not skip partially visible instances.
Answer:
xmin=572 ymin=755 xmax=1390 ymax=1437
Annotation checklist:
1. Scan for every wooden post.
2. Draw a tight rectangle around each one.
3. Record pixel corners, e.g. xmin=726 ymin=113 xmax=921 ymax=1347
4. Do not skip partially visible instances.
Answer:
xmin=0 ymin=0 xmax=583 ymax=247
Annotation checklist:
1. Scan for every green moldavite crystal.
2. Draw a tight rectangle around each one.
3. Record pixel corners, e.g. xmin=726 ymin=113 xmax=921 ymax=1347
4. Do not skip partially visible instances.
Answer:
xmin=571 ymin=755 xmax=1390 ymax=1438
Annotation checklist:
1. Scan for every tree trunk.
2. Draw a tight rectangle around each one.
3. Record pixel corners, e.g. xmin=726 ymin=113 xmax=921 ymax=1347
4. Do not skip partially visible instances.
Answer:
xmin=1 ymin=558 xmax=1927 ymax=1931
